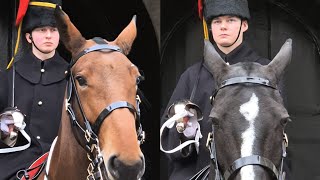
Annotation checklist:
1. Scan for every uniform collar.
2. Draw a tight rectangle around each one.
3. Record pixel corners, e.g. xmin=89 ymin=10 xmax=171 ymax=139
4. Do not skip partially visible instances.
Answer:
xmin=213 ymin=41 xmax=261 ymax=64
xmin=15 ymin=51 xmax=69 ymax=85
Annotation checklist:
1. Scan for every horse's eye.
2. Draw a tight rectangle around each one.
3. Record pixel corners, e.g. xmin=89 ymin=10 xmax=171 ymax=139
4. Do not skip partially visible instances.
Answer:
xmin=280 ymin=117 xmax=291 ymax=126
xmin=209 ymin=117 xmax=220 ymax=126
xmin=136 ymin=76 xmax=145 ymax=85
xmin=75 ymin=76 xmax=87 ymax=86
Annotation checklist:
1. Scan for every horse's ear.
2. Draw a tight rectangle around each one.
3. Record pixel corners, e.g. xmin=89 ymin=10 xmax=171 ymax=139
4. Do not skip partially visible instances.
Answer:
xmin=203 ymin=40 xmax=228 ymax=82
xmin=54 ymin=6 xmax=86 ymax=56
xmin=113 ymin=15 xmax=137 ymax=55
xmin=267 ymin=39 xmax=292 ymax=82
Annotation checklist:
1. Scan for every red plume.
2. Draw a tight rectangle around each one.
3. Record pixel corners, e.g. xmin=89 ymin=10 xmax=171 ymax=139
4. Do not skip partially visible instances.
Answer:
xmin=15 ymin=0 xmax=30 ymax=26
xmin=198 ymin=0 xmax=203 ymax=20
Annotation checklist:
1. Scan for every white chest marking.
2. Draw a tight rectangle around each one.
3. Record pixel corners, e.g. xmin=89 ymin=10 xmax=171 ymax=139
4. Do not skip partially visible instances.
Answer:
xmin=239 ymin=93 xmax=259 ymax=180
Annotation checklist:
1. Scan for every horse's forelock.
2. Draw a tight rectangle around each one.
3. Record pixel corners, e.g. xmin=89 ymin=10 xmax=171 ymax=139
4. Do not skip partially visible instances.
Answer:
xmin=228 ymin=63 xmax=265 ymax=77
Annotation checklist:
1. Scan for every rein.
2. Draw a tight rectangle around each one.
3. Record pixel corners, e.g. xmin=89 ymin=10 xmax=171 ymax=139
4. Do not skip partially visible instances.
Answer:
xmin=63 ymin=37 xmax=145 ymax=180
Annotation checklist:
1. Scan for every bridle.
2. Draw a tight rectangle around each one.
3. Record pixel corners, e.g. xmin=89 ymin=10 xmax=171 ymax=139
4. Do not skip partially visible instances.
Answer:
xmin=65 ymin=37 xmax=145 ymax=180
xmin=192 ymin=76 xmax=288 ymax=180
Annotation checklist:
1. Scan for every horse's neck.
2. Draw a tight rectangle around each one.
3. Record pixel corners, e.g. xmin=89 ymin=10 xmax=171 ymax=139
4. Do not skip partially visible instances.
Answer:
xmin=48 ymin=101 xmax=89 ymax=179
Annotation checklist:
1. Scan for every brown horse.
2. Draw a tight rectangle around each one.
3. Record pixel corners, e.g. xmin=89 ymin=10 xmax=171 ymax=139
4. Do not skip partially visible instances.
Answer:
xmin=37 ymin=7 xmax=145 ymax=180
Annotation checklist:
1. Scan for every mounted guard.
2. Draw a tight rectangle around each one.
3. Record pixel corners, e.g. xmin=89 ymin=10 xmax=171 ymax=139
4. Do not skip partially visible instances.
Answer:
xmin=0 ymin=0 xmax=68 ymax=179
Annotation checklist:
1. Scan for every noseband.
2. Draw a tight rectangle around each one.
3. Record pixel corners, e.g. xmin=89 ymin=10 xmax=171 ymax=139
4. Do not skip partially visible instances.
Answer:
xmin=193 ymin=77 xmax=288 ymax=180
xmin=65 ymin=37 xmax=145 ymax=180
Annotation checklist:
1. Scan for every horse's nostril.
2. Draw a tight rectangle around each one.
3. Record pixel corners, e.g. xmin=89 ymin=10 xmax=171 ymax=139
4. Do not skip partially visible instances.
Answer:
xmin=107 ymin=155 xmax=145 ymax=180
xmin=108 ymin=155 xmax=120 ymax=179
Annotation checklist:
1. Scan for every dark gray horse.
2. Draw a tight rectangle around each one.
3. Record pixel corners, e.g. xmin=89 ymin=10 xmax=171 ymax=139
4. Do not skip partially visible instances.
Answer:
xmin=203 ymin=39 xmax=292 ymax=180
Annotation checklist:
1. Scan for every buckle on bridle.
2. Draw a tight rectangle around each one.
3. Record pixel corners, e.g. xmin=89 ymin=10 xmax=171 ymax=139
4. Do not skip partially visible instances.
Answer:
xmin=206 ymin=132 xmax=213 ymax=150
xmin=138 ymin=127 xmax=145 ymax=145
xmin=136 ymin=95 xmax=141 ymax=104
xmin=85 ymin=130 xmax=92 ymax=143
xmin=283 ymin=133 xmax=289 ymax=147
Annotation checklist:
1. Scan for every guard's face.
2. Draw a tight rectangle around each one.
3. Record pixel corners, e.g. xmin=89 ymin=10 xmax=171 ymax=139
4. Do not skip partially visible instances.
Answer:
xmin=27 ymin=26 xmax=60 ymax=54
xmin=210 ymin=15 xmax=248 ymax=49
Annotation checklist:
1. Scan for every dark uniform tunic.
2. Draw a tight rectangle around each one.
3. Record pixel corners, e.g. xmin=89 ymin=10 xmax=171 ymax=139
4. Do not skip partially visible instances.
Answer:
xmin=160 ymin=41 xmax=273 ymax=180
xmin=0 ymin=51 xmax=68 ymax=180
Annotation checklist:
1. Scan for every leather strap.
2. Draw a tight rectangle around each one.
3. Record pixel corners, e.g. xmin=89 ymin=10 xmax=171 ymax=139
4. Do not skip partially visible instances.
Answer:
xmin=70 ymin=37 xmax=122 ymax=68
xmin=92 ymin=101 xmax=137 ymax=135
xmin=220 ymin=77 xmax=276 ymax=89
xmin=71 ymin=44 xmax=122 ymax=67
xmin=211 ymin=76 xmax=277 ymax=102
xmin=224 ymin=155 xmax=279 ymax=179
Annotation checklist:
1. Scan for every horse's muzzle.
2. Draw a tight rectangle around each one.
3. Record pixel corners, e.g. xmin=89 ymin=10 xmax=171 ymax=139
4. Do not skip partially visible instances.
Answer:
xmin=107 ymin=155 xmax=145 ymax=180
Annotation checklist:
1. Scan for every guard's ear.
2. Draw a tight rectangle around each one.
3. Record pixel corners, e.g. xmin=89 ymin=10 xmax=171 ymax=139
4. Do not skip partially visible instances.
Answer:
xmin=25 ymin=33 xmax=32 ymax=43
xmin=112 ymin=15 xmax=137 ymax=55
xmin=54 ymin=6 xmax=86 ymax=56
xmin=203 ymin=39 xmax=229 ymax=84
xmin=267 ymin=39 xmax=292 ymax=82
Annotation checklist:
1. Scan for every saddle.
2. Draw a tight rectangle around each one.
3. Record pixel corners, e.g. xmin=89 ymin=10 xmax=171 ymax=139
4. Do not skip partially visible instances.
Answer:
xmin=17 ymin=152 xmax=48 ymax=180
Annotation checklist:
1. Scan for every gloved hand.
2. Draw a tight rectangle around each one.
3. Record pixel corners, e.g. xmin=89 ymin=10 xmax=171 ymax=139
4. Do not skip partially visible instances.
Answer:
xmin=180 ymin=108 xmax=201 ymax=138
xmin=161 ymin=100 xmax=203 ymax=154
xmin=0 ymin=118 xmax=15 ymax=138
xmin=0 ymin=107 xmax=25 ymax=147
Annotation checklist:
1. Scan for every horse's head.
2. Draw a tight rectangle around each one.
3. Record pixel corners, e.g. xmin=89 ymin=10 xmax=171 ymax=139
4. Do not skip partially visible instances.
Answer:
xmin=54 ymin=7 xmax=144 ymax=180
xmin=204 ymin=39 xmax=292 ymax=180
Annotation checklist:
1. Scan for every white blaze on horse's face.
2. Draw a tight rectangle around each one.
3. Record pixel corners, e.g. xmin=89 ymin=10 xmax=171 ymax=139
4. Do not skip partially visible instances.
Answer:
xmin=239 ymin=93 xmax=259 ymax=180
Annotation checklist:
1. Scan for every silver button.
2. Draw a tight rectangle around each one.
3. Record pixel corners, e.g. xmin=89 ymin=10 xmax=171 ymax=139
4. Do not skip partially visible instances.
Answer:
xmin=40 ymin=69 xmax=45 ymax=73
xmin=36 ymin=136 xmax=40 ymax=139
xmin=38 ymin=101 xmax=43 ymax=106
xmin=64 ymin=70 xmax=68 ymax=74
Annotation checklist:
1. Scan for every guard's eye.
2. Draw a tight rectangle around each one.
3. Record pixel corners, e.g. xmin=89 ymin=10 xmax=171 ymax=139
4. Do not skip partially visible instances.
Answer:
xmin=75 ymin=76 xmax=87 ymax=86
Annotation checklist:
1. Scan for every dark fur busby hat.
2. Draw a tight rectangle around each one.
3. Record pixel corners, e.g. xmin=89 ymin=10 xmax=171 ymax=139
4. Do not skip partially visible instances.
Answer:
xmin=203 ymin=0 xmax=250 ymax=23
xmin=22 ymin=0 xmax=62 ymax=33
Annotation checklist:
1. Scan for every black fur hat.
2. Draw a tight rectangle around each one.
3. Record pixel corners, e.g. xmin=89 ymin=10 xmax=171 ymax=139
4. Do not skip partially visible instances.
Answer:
xmin=22 ymin=0 xmax=62 ymax=33
xmin=203 ymin=0 xmax=250 ymax=23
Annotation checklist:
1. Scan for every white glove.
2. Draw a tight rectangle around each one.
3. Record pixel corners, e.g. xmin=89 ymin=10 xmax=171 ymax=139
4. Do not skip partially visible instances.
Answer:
xmin=12 ymin=111 xmax=26 ymax=130
xmin=183 ymin=108 xmax=201 ymax=138
xmin=0 ymin=112 xmax=25 ymax=134
xmin=0 ymin=115 xmax=14 ymax=135
xmin=160 ymin=107 xmax=202 ymax=154
xmin=0 ymin=110 xmax=26 ymax=147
